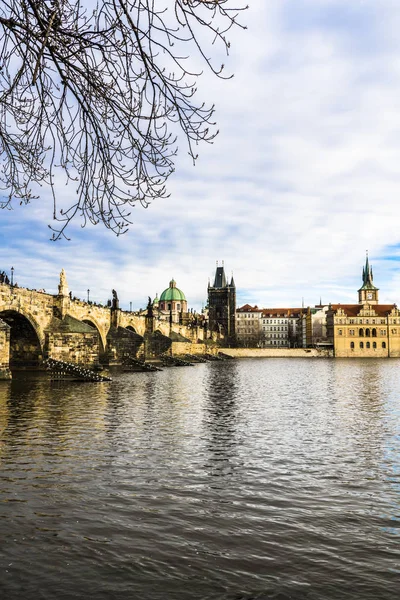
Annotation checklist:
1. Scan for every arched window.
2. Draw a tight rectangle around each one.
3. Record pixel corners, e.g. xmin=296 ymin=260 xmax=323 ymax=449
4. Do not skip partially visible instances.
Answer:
xmin=365 ymin=328 xmax=370 ymax=337
xmin=373 ymin=342 xmax=377 ymax=349
xmin=366 ymin=341 xmax=370 ymax=348
xmin=372 ymin=328 xmax=377 ymax=337
xmin=359 ymin=328 xmax=364 ymax=337
xmin=382 ymin=341 xmax=386 ymax=349
xmin=360 ymin=341 xmax=364 ymax=348
xmin=350 ymin=341 xmax=355 ymax=349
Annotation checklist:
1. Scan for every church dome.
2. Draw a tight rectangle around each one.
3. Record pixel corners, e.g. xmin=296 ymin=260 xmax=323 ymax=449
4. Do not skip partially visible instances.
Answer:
xmin=159 ymin=279 xmax=186 ymax=302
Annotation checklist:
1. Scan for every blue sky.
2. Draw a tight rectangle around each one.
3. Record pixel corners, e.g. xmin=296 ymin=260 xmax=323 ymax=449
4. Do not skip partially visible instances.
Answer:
xmin=2 ymin=0 xmax=400 ymax=311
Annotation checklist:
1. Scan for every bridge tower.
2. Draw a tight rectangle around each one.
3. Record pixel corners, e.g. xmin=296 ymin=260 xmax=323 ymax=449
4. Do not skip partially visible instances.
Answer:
xmin=207 ymin=261 xmax=236 ymax=344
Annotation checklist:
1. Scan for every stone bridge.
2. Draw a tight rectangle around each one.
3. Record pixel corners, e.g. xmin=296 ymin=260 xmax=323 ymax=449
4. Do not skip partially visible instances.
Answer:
xmin=0 ymin=273 xmax=207 ymax=377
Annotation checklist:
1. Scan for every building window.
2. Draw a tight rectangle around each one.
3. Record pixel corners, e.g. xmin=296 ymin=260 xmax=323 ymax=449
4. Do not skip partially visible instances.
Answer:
xmin=372 ymin=328 xmax=377 ymax=337
xmin=373 ymin=342 xmax=377 ymax=349
xmin=349 ymin=329 xmax=355 ymax=335
xmin=382 ymin=341 xmax=387 ymax=349
xmin=350 ymin=342 xmax=355 ymax=349
xmin=366 ymin=342 xmax=370 ymax=349
xmin=380 ymin=329 xmax=386 ymax=336
xmin=365 ymin=328 xmax=370 ymax=337
xmin=338 ymin=329 xmax=343 ymax=335
xmin=360 ymin=342 xmax=364 ymax=349
xmin=359 ymin=328 xmax=364 ymax=337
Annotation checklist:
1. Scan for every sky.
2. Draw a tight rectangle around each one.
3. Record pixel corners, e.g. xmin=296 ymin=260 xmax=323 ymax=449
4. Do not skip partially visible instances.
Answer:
xmin=2 ymin=0 xmax=400 ymax=312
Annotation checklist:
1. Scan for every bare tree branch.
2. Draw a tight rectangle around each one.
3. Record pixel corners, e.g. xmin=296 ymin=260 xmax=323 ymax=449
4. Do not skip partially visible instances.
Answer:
xmin=0 ymin=0 xmax=247 ymax=240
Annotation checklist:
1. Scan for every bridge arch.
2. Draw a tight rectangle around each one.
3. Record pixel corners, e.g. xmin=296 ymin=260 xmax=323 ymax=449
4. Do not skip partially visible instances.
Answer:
xmin=120 ymin=315 xmax=146 ymax=336
xmin=156 ymin=322 xmax=171 ymax=337
xmin=0 ymin=309 xmax=43 ymax=368
xmin=0 ymin=305 xmax=44 ymax=346
xmin=80 ymin=317 xmax=107 ymax=352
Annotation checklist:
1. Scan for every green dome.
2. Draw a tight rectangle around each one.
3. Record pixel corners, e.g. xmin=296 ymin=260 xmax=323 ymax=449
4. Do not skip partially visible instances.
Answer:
xmin=160 ymin=279 xmax=186 ymax=302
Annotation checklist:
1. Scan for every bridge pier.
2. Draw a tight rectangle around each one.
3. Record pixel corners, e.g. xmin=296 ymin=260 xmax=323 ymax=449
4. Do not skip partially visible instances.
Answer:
xmin=104 ymin=326 xmax=144 ymax=365
xmin=0 ymin=318 xmax=11 ymax=379
xmin=44 ymin=315 xmax=100 ymax=367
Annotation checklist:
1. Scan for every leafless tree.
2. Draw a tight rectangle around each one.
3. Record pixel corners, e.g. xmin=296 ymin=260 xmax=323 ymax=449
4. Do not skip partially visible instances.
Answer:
xmin=0 ymin=0 xmax=246 ymax=239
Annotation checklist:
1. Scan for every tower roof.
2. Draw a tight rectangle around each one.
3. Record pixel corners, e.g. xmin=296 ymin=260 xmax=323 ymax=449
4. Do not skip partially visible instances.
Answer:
xmin=213 ymin=266 xmax=227 ymax=288
xmin=358 ymin=252 xmax=378 ymax=291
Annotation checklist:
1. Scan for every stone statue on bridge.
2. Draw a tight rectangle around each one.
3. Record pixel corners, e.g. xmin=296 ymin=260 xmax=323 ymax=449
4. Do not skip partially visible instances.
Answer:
xmin=112 ymin=289 xmax=119 ymax=310
xmin=146 ymin=296 xmax=153 ymax=318
xmin=58 ymin=268 xmax=69 ymax=297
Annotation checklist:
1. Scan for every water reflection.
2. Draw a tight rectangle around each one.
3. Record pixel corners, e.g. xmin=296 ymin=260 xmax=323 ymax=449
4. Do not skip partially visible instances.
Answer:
xmin=1 ymin=360 xmax=400 ymax=600
xmin=203 ymin=362 xmax=240 ymax=477
xmin=330 ymin=360 xmax=389 ymax=473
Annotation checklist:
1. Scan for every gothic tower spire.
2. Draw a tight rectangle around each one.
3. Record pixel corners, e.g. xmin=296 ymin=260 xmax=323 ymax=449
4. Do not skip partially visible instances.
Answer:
xmin=358 ymin=251 xmax=379 ymax=305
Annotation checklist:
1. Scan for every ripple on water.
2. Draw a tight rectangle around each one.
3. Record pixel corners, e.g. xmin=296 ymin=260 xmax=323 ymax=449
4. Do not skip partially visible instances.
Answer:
xmin=0 ymin=360 xmax=399 ymax=600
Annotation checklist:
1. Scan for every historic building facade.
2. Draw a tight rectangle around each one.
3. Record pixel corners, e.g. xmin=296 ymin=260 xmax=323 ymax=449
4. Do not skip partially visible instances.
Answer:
xmin=326 ymin=256 xmax=400 ymax=357
xmin=236 ymin=304 xmax=263 ymax=346
xmin=207 ymin=262 xmax=236 ymax=343
xmin=298 ymin=305 xmax=330 ymax=348
xmin=261 ymin=308 xmax=303 ymax=347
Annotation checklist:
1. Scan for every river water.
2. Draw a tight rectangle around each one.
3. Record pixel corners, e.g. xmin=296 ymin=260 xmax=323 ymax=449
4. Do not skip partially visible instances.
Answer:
xmin=0 ymin=358 xmax=399 ymax=599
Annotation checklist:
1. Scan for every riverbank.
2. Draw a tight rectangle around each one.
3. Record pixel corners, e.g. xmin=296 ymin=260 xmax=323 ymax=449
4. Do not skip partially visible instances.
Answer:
xmin=218 ymin=347 xmax=333 ymax=358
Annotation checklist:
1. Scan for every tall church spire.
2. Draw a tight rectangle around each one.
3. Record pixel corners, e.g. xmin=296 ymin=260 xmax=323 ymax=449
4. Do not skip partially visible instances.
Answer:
xmin=363 ymin=250 xmax=374 ymax=287
xmin=358 ymin=251 xmax=379 ymax=304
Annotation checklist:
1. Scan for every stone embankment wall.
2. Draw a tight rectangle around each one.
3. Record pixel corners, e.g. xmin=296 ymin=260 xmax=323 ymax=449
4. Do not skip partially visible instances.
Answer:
xmin=218 ymin=348 xmax=333 ymax=358
xmin=171 ymin=342 xmax=207 ymax=355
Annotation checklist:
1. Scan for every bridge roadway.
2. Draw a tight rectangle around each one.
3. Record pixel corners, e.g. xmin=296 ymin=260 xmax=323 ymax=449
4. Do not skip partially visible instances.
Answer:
xmin=0 ymin=282 xmax=204 ymax=374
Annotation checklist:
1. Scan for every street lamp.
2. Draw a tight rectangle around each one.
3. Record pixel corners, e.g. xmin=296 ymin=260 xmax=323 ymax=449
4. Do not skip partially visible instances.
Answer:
xmin=87 ymin=288 xmax=90 ymax=303
xmin=130 ymin=301 xmax=132 ymax=312
xmin=10 ymin=266 xmax=14 ymax=288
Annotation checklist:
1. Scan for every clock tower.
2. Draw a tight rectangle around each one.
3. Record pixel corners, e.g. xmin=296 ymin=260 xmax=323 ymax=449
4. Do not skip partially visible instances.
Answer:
xmin=358 ymin=252 xmax=379 ymax=305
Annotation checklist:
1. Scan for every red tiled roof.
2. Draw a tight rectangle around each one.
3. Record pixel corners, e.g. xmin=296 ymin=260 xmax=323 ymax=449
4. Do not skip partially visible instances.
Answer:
xmin=237 ymin=304 xmax=262 ymax=312
xmin=260 ymin=308 xmax=305 ymax=317
xmin=330 ymin=304 xmax=396 ymax=317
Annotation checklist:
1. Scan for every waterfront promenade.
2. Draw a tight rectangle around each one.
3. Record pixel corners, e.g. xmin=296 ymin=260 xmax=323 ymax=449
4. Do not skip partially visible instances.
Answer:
xmin=220 ymin=347 xmax=333 ymax=358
